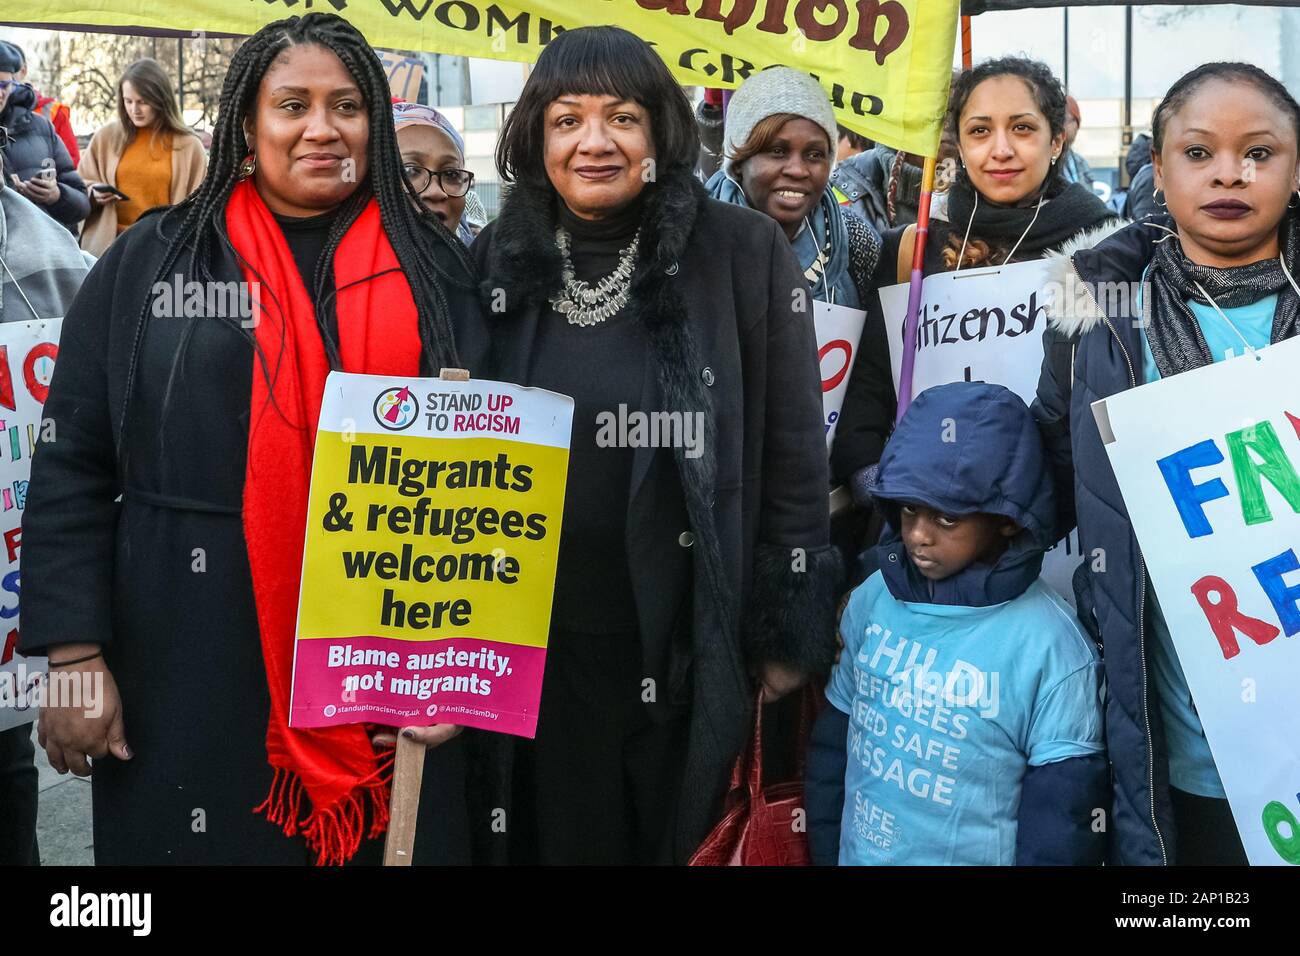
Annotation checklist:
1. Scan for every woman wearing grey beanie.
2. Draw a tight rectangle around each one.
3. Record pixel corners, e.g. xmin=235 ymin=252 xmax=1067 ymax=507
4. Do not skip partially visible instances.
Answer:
xmin=705 ymin=67 xmax=887 ymax=569
xmin=706 ymin=67 xmax=882 ymax=312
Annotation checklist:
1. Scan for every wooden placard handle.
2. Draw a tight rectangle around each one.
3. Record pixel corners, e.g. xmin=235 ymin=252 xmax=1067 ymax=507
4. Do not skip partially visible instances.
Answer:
xmin=379 ymin=361 xmax=473 ymax=863
xmin=383 ymin=736 xmax=425 ymax=866
xmin=383 ymin=367 xmax=469 ymax=866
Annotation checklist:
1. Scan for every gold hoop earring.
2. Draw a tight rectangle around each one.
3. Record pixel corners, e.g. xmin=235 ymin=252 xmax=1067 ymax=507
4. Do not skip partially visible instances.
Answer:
xmin=239 ymin=153 xmax=257 ymax=178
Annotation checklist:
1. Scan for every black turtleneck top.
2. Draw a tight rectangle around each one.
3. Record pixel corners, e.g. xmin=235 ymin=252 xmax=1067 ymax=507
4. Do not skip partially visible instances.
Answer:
xmin=273 ymin=207 xmax=342 ymax=361
xmin=528 ymin=197 xmax=649 ymax=635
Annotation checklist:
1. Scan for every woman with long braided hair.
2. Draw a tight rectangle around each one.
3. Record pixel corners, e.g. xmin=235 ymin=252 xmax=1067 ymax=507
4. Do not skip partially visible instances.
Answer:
xmin=20 ymin=13 xmax=485 ymax=865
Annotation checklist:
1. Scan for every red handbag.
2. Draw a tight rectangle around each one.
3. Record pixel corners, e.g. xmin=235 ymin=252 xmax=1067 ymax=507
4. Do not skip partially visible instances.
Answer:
xmin=688 ymin=690 xmax=813 ymax=866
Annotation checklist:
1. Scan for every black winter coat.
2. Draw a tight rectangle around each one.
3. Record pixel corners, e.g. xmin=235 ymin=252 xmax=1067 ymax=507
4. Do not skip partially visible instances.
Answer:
xmin=470 ymin=168 xmax=843 ymax=863
xmin=18 ymin=203 xmax=487 ymax=864
xmin=0 ymin=85 xmax=89 ymax=227
xmin=1031 ymin=216 xmax=1176 ymax=864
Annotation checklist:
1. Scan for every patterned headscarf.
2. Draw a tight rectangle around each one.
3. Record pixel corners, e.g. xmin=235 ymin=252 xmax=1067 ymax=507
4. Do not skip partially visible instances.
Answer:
xmin=391 ymin=101 xmax=475 ymax=244
xmin=392 ymin=101 xmax=466 ymax=157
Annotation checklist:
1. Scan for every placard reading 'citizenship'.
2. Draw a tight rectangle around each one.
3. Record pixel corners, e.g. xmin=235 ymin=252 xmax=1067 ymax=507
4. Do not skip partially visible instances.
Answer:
xmin=289 ymin=372 xmax=573 ymax=739
xmin=879 ymin=260 xmax=1082 ymax=606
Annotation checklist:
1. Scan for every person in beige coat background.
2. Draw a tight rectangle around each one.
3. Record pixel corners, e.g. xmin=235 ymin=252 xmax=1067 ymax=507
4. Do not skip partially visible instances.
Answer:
xmin=78 ymin=58 xmax=206 ymax=256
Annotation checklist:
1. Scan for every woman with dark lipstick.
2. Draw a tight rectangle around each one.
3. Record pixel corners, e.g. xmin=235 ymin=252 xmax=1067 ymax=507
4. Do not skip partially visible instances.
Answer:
xmin=1033 ymin=62 xmax=1300 ymax=865
xmin=832 ymin=58 xmax=1116 ymax=529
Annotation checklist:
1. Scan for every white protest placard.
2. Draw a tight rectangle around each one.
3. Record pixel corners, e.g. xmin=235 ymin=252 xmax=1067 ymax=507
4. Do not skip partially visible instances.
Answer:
xmin=880 ymin=259 xmax=1055 ymax=403
xmin=816 ymin=299 xmax=868 ymax=451
xmin=0 ymin=319 xmax=60 ymax=731
xmin=1095 ymin=335 xmax=1300 ymax=866
xmin=878 ymin=260 xmax=1081 ymax=603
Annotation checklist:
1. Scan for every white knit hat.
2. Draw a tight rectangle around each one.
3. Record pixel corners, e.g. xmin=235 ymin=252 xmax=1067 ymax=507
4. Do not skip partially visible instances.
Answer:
xmin=722 ymin=67 xmax=838 ymax=177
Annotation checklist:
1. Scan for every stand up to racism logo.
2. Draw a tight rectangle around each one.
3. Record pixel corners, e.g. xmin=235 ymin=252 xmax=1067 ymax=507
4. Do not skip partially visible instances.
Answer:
xmin=373 ymin=385 xmax=418 ymax=431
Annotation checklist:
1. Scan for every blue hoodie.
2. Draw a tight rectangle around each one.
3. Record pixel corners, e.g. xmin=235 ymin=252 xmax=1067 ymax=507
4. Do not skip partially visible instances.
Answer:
xmin=868 ymin=382 xmax=1057 ymax=608
xmin=806 ymin=383 xmax=1108 ymax=865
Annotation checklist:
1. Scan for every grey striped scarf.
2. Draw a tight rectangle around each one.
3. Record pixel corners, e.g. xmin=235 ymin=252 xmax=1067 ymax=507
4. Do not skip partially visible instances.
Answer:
xmin=1146 ymin=211 xmax=1300 ymax=377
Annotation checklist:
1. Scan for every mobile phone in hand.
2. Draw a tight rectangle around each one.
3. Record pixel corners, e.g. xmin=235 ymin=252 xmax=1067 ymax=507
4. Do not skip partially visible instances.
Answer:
xmin=91 ymin=183 xmax=131 ymax=201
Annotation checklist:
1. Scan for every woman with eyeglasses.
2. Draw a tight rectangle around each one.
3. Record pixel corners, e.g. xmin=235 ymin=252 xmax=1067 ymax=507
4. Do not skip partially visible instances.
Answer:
xmin=0 ymin=40 xmax=89 ymax=229
xmin=393 ymin=102 xmax=476 ymax=243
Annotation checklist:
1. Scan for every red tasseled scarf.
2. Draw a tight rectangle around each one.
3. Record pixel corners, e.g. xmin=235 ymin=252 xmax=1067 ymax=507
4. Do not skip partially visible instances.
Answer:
xmin=225 ymin=179 xmax=421 ymax=864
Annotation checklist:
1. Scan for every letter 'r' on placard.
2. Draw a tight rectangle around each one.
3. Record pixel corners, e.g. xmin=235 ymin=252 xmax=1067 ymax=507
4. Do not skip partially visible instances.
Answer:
xmin=1094 ymin=336 xmax=1300 ymax=865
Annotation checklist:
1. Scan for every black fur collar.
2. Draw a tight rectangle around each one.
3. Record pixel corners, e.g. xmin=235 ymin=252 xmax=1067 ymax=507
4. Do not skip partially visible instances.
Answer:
xmin=479 ymin=166 xmax=707 ymax=319
xmin=478 ymin=163 xmax=731 ymax=638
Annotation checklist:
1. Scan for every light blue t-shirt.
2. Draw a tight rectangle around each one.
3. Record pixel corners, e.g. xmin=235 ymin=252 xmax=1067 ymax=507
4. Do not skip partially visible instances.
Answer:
xmin=826 ymin=572 xmax=1104 ymax=866
xmin=1137 ymin=286 xmax=1276 ymax=799
xmin=1139 ymin=292 xmax=1277 ymax=384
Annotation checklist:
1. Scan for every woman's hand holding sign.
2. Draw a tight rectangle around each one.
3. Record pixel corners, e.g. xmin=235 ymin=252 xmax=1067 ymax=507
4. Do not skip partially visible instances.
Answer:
xmin=369 ymin=724 xmax=463 ymax=750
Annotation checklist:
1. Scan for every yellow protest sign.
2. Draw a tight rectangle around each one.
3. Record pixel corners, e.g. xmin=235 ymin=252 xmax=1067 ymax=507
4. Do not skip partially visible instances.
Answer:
xmin=290 ymin=372 xmax=573 ymax=738
xmin=16 ymin=0 xmax=958 ymax=154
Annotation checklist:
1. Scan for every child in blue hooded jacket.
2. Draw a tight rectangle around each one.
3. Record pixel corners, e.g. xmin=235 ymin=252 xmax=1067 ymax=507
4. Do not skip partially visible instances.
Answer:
xmin=806 ymin=382 xmax=1108 ymax=865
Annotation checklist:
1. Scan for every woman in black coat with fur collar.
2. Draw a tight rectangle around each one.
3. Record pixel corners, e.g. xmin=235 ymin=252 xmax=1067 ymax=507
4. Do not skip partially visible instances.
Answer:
xmin=469 ymin=27 xmax=841 ymax=864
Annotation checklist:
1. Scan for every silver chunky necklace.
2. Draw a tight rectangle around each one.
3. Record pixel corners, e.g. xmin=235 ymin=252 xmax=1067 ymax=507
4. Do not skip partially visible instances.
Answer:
xmin=549 ymin=226 xmax=641 ymax=326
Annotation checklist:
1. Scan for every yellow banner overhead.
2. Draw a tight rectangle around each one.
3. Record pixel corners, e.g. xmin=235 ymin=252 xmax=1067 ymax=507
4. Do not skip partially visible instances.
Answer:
xmin=14 ymin=0 xmax=958 ymax=155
